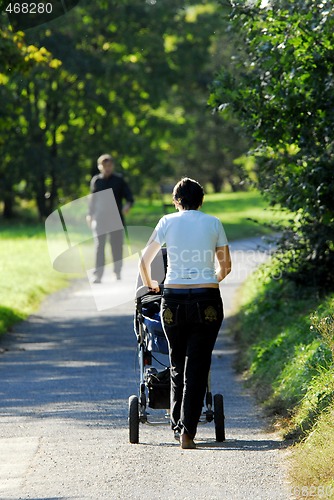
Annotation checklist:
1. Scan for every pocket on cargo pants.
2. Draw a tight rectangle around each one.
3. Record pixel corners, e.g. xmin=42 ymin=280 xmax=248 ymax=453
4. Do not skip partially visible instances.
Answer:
xmin=161 ymin=298 xmax=180 ymax=329
xmin=196 ymin=296 xmax=224 ymax=327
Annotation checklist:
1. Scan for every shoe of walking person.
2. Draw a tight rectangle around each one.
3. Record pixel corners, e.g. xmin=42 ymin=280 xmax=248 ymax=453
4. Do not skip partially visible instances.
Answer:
xmin=180 ymin=432 xmax=196 ymax=449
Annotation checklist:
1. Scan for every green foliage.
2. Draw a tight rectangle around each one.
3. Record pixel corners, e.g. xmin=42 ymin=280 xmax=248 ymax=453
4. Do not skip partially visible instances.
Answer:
xmin=287 ymin=307 xmax=334 ymax=439
xmin=310 ymin=311 xmax=334 ymax=359
xmin=0 ymin=22 xmax=63 ymax=218
xmin=236 ymin=260 xmax=334 ymax=441
xmin=0 ymin=0 xmax=249 ymax=219
xmin=211 ymin=0 xmax=334 ymax=290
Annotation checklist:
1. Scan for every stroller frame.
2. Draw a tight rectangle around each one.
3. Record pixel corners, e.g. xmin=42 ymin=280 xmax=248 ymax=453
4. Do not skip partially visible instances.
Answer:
xmin=128 ymin=286 xmax=226 ymax=444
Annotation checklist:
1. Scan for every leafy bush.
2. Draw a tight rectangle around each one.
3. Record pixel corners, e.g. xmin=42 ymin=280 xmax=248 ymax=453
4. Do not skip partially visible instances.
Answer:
xmin=211 ymin=0 xmax=334 ymax=290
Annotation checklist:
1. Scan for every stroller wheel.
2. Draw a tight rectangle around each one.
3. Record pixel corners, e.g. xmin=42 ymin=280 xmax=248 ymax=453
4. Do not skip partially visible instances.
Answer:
xmin=128 ymin=395 xmax=140 ymax=444
xmin=214 ymin=393 xmax=225 ymax=442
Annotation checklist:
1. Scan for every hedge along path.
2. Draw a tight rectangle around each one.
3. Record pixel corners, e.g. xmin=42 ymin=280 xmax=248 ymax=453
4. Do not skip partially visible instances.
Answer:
xmin=0 ymin=236 xmax=291 ymax=500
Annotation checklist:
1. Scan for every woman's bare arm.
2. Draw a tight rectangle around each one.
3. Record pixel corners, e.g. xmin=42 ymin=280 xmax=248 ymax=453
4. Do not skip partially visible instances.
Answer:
xmin=215 ymin=245 xmax=232 ymax=282
xmin=139 ymin=239 xmax=161 ymax=291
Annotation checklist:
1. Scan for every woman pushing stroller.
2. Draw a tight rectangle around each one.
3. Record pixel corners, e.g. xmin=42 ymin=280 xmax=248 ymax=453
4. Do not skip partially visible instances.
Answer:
xmin=139 ymin=177 xmax=232 ymax=449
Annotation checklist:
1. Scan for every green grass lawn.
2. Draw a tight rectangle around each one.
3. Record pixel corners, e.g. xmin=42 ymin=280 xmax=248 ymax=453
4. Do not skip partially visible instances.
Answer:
xmin=128 ymin=190 xmax=282 ymax=241
xmin=0 ymin=224 xmax=69 ymax=334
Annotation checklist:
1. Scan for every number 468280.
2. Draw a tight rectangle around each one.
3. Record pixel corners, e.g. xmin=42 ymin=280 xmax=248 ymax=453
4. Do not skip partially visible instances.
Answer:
xmin=6 ymin=3 xmax=53 ymax=14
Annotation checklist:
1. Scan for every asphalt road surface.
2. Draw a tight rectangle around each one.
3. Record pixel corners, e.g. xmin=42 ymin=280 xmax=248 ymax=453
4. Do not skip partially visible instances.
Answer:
xmin=0 ymin=237 xmax=292 ymax=500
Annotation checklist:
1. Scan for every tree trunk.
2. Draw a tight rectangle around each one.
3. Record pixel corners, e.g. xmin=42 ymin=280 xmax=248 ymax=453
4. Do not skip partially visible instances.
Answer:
xmin=3 ymin=192 xmax=14 ymax=218
xmin=2 ymin=180 xmax=15 ymax=218
xmin=35 ymin=175 xmax=48 ymax=220
xmin=210 ymin=173 xmax=223 ymax=193
xmin=46 ymin=134 xmax=58 ymax=216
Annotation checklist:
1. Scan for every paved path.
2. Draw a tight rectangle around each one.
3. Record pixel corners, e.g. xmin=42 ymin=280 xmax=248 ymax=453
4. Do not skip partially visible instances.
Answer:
xmin=0 ymin=237 xmax=291 ymax=500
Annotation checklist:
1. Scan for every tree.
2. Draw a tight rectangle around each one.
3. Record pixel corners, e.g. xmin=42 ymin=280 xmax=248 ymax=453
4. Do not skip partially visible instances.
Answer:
xmin=0 ymin=21 xmax=64 ymax=218
xmin=1 ymin=0 xmax=249 ymax=218
xmin=210 ymin=0 xmax=334 ymax=289
xmin=157 ymin=1 xmax=249 ymax=191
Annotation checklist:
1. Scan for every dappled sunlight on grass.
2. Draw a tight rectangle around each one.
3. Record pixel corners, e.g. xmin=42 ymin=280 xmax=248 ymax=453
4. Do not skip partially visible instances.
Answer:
xmin=128 ymin=190 xmax=285 ymax=240
xmin=0 ymin=234 xmax=70 ymax=332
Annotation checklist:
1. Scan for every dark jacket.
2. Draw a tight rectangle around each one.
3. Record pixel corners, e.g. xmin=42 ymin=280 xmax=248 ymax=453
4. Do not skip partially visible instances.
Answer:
xmin=89 ymin=173 xmax=134 ymax=222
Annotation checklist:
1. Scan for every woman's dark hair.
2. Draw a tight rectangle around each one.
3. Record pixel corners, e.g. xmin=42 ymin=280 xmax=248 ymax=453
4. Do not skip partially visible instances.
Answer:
xmin=173 ymin=177 xmax=204 ymax=210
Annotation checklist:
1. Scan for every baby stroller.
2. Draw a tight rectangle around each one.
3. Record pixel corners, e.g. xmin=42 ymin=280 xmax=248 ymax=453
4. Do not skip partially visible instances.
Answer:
xmin=128 ymin=248 xmax=226 ymax=444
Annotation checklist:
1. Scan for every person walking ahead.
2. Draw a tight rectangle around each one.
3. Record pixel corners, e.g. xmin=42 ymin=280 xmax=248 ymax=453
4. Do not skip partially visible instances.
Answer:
xmin=87 ymin=154 xmax=134 ymax=283
xmin=139 ymin=177 xmax=231 ymax=449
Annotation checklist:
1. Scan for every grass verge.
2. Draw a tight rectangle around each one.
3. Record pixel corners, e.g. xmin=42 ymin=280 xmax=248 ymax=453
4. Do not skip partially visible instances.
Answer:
xmin=234 ymin=260 xmax=334 ymax=493
xmin=289 ymin=405 xmax=334 ymax=496
xmin=0 ymin=223 xmax=70 ymax=336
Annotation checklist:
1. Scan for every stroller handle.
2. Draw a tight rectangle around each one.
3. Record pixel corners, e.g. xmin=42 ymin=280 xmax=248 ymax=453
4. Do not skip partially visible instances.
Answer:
xmin=135 ymin=284 xmax=164 ymax=308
